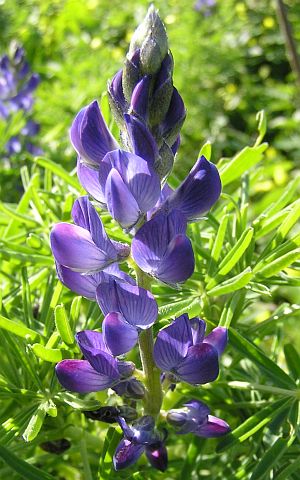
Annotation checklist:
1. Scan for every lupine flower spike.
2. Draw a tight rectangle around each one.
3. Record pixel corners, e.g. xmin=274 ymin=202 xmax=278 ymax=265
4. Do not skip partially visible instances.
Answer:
xmin=50 ymin=6 xmax=228 ymax=473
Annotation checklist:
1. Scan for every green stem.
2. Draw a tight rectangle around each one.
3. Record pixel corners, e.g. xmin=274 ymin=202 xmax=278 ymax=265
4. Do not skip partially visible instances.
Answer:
xmin=135 ymin=265 xmax=163 ymax=417
xmin=79 ymin=428 xmax=93 ymax=480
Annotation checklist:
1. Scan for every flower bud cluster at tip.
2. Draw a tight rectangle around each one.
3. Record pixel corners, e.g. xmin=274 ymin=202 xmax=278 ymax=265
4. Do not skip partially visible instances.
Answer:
xmin=49 ymin=6 xmax=228 ymax=473
xmin=0 ymin=43 xmax=42 ymax=157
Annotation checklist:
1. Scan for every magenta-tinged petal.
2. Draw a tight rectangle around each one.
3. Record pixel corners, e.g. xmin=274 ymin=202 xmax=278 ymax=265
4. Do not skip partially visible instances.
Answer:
xmin=80 ymin=100 xmax=118 ymax=165
xmin=156 ymin=233 xmax=195 ymax=284
xmin=154 ymin=314 xmax=193 ymax=372
xmin=190 ymin=317 xmax=206 ymax=345
xmin=55 ymin=360 xmax=116 ymax=393
xmin=77 ymin=159 xmax=106 ymax=204
xmin=166 ymin=155 xmax=222 ymax=221
xmin=196 ymin=415 xmax=231 ymax=438
xmin=124 ymin=114 xmax=158 ymax=166
xmin=56 ymin=263 xmax=102 ymax=299
xmin=50 ymin=223 xmax=114 ymax=273
xmin=105 ymin=168 xmax=140 ymax=228
xmin=96 ymin=279 xmax=158 ymax=329
xmin=176 ymin=343 xmax=219 ymax=385
xmin=113 ymin=439 xmax=144 ymax=471
xmin=103 ymin=312 xmax=138 ymax=355
xmin=204 ymin=327 xmax=228 ymax=357
xmin=145 ymin=443 xmax=168 ymax=472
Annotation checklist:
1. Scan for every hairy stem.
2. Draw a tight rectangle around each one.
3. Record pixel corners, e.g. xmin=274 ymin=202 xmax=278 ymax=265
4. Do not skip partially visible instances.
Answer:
xmin=135 ymin=265 xmax=163 ymax=417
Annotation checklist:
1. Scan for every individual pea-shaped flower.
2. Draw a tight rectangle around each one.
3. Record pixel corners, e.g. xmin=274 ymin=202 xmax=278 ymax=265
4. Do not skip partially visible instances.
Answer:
xmin=153 ymin=314 xmax=228 ymax=385
xmin=50 ymin=196 xmax=130 ymax=274
xmin=158 ymin=155 xmax=222 ymax=222
xmin=113 ymin=416 xmax=168 ymax=472
xmin=131 ymin=209 xmax=195 ymax=285
xmin=167 ymin=399 xmax=230 ymax=437
xmin=70 ymin=100 xmax=159 ymax=210
xmin=96 ymin=277 xmax=158 ymax=355
xmin=98 ymin=148 xmax=161 ymax=230
xmin=56 ymin=330 xmax=135 ymax=393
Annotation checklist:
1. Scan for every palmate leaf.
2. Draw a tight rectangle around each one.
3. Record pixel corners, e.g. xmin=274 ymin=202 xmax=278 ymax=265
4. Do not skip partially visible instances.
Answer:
xmin=0 ymin=444 xmax=56 ymax=480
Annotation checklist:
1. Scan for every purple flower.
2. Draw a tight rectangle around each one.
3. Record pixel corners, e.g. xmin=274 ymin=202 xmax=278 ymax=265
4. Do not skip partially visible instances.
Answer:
xmin=50 ymin=196 xmax=130 ymax=274
xmin=153 ymin=314 xmax=228 ymax=385
xmin=56 ymin=330 xmax=134 ymax=393
xmin=194 ymin=0 xmax=216 ymax=16
xmin=113 ymin=416 xmax=168 ymax=472
xmin=167 ymin=399 xmax=230 ymax=437
xmin=96 ymin=277 xmax=158 ymax=355
xmin=132 ymin=209 xmax=195 ymax=285
xmin=98 ymin=148 xmax=160 ymax=229
xmin=159 ymin=155 xmax=222 ymax=222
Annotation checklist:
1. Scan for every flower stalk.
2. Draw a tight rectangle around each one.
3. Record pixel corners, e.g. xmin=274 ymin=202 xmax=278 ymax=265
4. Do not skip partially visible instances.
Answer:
xmin=135 ymin=264 xmax=163 ymax=417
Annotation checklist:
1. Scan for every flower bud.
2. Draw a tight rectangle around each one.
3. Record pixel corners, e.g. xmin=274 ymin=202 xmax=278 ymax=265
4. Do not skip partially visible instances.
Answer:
xmin=129 ymin=6 xmax=168 ymax=73
xmin=166 ymin=410 xmax=188 ymax=428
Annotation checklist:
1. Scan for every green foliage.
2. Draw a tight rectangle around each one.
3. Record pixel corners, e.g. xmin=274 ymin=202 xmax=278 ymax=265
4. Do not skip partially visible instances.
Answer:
xmin=0 ymin=0 xmax=300 ymax=479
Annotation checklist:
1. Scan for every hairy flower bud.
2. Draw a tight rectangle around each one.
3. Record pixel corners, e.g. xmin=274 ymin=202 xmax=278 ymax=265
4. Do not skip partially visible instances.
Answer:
xmin=129 ymin=6 xmax=168 ymax=75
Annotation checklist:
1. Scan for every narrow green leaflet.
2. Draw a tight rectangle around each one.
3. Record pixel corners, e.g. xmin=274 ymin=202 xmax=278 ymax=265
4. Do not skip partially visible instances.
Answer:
xmin=207 ymin=268 xmax=253 ymax=296
xmin=250 ymin=438 xmax=290 ymax=480
xmin=283 ymin=344 xmax=300 ymax=381
xmin=32 ymin=156 xmax=81 ymax=190
xmin=274 ymin=457 xmax=300 ymax=480
xmin=31 ymin=343 xmax=65 ymax=362
xmin=217 ymin=397 xmax=292 ymax=452
xmin=98 ymin=427 xmax=122 ymax=480
xmin=229 ymin=328 xmax=296 ymax=389
xmin=0 ymin=444 xmax=57 ymax=480
xmin=254 ymin=248 xmax=300 ymax=279
xmin=219 ymin=143 xmax=268 ymax=186
xmin=0 ymin=314 xmax=39 ymax=341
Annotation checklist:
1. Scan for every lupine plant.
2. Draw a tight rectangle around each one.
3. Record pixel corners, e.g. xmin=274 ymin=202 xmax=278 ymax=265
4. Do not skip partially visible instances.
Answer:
xmin=0 ymin=43 xmax=41 ymax=160
xmin=50 ymin=6 xmax=230 ymax=471
xmin=1 ymin=4 xmax=300 ymax=480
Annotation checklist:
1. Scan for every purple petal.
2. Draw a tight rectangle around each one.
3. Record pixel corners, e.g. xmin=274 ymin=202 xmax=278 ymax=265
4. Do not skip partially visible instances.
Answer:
xmin=97 ymin=278 xmax=158 ymax=329
xmin=104 ymin=149 xmax=161 ymax=214
xmin=108 ymin=69 xmax=126 ymax=111
xmin=76 ymin=330 xmax=108 ymax=354
xmin=124 ymin=114 xmax=158 ymax=166
xmin=154 ymin=314 xmax=193 ymax=372
xmin=132 ymin=209 xmax=187 ymax=276
xmin=103 ymin=312 xmax=138 ymax=355
xmin=71 ymin=197 xmax=116 ymax=258
xmin=190 ymin=317 xmax=206 ymax=345
xmin=117 ymin=361 xmax=135 ymax=378
xmin=130 ymin=76 xmax=150 ymax=118
xmin=56 ymin=263 xmax=102 ymax=299
xmin=145 ymin=443 xmax=168 ymax=472
xmin=70 ymin=100 xmax=118 ymax=166
xmin=50 ymin=223 xmax=116 ymax=273
xmin=155 ymin=233 xmax=195 ymax=284
xmin=204 ymin=327 xmax=228 ymax=357
xmin=77 ymin=159 xmax=106 ymax=204
xmin=147 ymin=183 xmax=173 ymax=220
xmin=55 ymin=360 xmax=116 ymax=393
xmin=166 ymin=156 xmax=222 ymax=221
xmin=176 ymin=343 xmax=219 ymax=385
xmin=113 ymin=439 xmax=144 ymax=471
xmin=105 ymin=168 xmax=140 ymax=229
xmin=161 ymin=87 xmax=186 ymax=144
xmin=196 ymin=415 xmax=231 ymax=438
xmin=184 ymin=399 xmax=210 ymax=418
